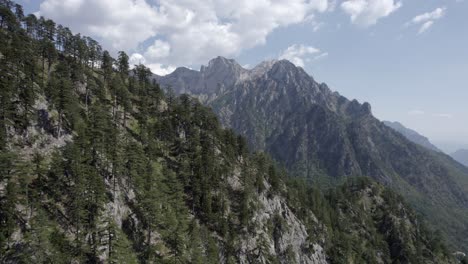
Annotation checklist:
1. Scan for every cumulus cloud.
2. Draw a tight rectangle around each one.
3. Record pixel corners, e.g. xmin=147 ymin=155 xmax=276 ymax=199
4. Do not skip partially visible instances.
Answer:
xmin=341 ymin=0 xmax=402 ymax=27
xmin=38 ymin=0 xmax=331 ymax=74
xmin=144 ymin=40 xmax=171 ymax=60
xmin=146 ymin=63 xmax=176 ymax=76
xmin=37 ymin=0 xmax=160 ymax=51
xmin=129 ymin=53 xmax=146 ymax=65
xmin=279 ymin=44 xmax=327 ymax=67
xmin=408 ymin=7 xmax=446 ymax=34
xmin=129 ymin=52 xmax=175 ymax=75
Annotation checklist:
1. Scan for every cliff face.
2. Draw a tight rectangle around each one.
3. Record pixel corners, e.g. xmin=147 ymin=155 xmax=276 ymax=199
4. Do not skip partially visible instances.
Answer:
xmin=156 ymin=56 xmax=468 ymax=251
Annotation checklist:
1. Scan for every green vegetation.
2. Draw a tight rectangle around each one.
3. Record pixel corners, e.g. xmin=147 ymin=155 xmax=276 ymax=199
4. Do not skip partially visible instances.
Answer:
xmin=285 ymin=177 xmax=455 ymax=263
xmin=0 ymin=2 xmax=458 ymax=263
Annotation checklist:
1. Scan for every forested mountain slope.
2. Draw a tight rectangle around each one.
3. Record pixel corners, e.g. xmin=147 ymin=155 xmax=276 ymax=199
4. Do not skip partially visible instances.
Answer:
xmin=0 ymin=2 xmax=460 ymax=263
xmin=156 ymin=57 xmax=468 ymax=251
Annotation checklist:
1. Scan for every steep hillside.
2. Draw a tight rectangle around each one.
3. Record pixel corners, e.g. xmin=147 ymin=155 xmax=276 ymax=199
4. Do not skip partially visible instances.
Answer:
xmin=156 ymin=56 xmax=468 ymax=251
xmin=308 ymin=177 xmax=455 ymax=264
xmin=0 ymin=2 xmax=457 ymax=263
xmin=383 ymin=121 xmax=441 ymax=152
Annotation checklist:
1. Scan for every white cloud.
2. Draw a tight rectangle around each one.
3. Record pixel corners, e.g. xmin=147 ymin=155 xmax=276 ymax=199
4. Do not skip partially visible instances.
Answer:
xmin=129 ymin=53 xmax=146 ymax=65
xmin=408 ymin=109 xmax=425 ymax=115
xmin=408 ymin=7 xmax=446 ymax=34
xmin=328 ymin=0 xmax=338 ymax=11
xmin=412 ymin=7 xmax=446 ymax=24
xmin=146 ymin=63 xmax=176 ymax=76
xmin=129 ymin=53 xmax=175 ymax=75
xmin=279 ymin=44 xmax=327 ymax=67
xmin=38 ymin=0 xmax=331 ymax=69
xmin=37 ymin=0 xmax=160 ymax=51
xmin=341 ymin=0 xmax=402 ymax=27
xmin=418 ymin=21 xmax=434 ymax=34
xmin=144 ymin=40 xmax=171 ymax=60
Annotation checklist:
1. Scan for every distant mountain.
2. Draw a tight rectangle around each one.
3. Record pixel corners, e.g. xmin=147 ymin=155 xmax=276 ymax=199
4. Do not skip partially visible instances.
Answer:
xmin=452 ymin=149 xmax=468 ymax=167
xmin=155 ymin=56 xmax=468 ymax=251
xmin=383 ymin=121 xmax=441 ymax=152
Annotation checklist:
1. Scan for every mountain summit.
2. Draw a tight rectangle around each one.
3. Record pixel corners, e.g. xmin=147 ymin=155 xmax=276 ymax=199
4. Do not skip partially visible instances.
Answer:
xmin=156 ymin=57 xmax=468 ymax=251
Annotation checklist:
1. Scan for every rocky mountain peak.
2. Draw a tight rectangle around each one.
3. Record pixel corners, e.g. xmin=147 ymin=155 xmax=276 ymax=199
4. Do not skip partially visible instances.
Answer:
xmin=172 ymin=66 xmax=196 ymax=74
xmin=262 ymin=59 xmax=315 ymax=87
xmin=156 ymin=57 xmax=323 ymax=100
xmin=268 ymin=59 xmax=300 ymax=74
xmin=201 ymin=56 xmax=245 ymax=75
xmin=249 ymin=59 xmax=278 ymax=78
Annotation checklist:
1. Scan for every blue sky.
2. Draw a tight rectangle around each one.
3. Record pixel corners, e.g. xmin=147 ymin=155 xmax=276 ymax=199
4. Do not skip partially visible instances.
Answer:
xmin=17 ymin=0 xmax=468 ymax=152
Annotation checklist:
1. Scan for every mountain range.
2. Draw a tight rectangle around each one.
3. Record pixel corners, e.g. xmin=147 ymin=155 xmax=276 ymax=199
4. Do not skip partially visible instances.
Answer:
xmin=382 ymin=121 xmax=468 ymax=169
xmin=383 ymin=121 xmax=441 ymax=152
xmin=155 ymin=56 xmax=468 ymax=251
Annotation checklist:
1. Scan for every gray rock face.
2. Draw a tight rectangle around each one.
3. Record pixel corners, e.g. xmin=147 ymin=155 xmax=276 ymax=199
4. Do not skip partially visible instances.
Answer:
xmin=227 ymin=169 xmax=327 ymax=264
xmin=155 ymin=56 xmax=249 ymax=102
xmin=155 ymin=56 xmax=468 ymax=251
xmin=256 ymin=193 xmax=326 ymax=264
xmin=383 ymin=121 xmax=441 ymax=152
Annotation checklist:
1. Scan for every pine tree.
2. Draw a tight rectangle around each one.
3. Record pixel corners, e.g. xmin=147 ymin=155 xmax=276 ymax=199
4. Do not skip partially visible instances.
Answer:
xmin=108 ymin=221 xmax=138 ymax=264
xmin=203 ymin=227 xmax=219 ymax=264
xmin=134 ymin=161 xmax=164 ymax=261
xmin=117 ymin=51 xmax=129 ymax=77
xmin=161 ymin=166 xmax=188 ymax=262
xmin=0 ymin=176 xmax=19 ymax=257
xmin=101 ymin=50 xmax=114 ymax=85
xmin=189 ymin=220 xmax=203 ymax=264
